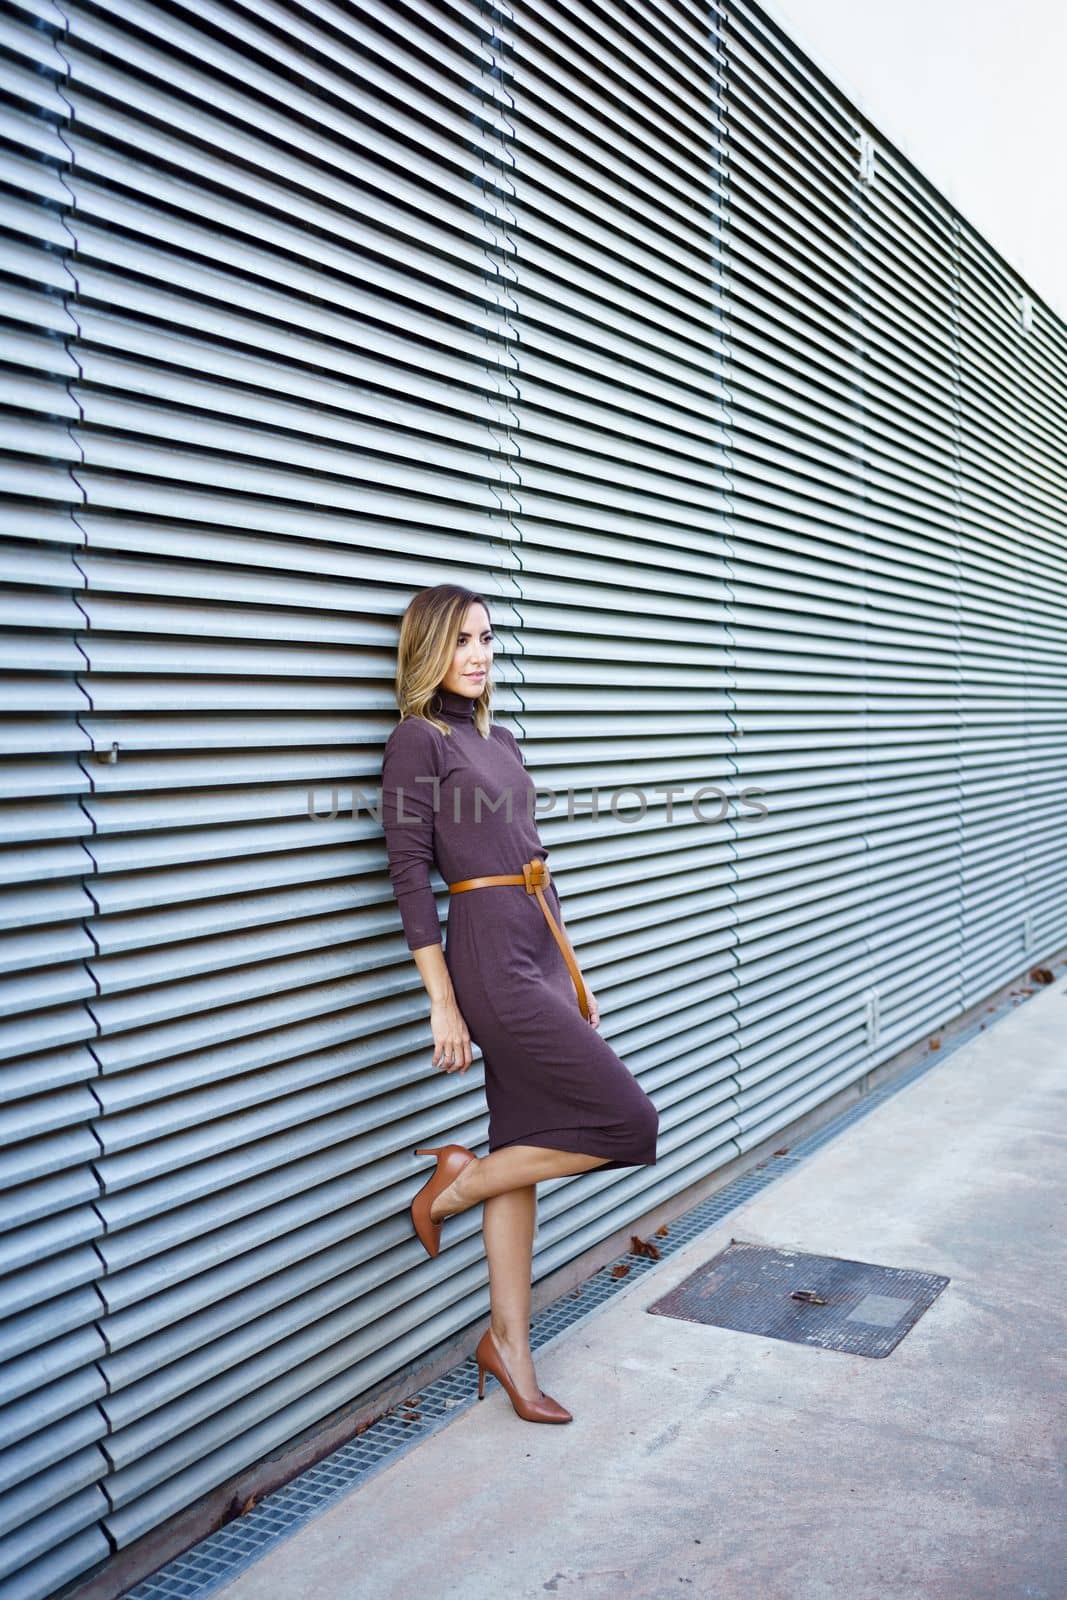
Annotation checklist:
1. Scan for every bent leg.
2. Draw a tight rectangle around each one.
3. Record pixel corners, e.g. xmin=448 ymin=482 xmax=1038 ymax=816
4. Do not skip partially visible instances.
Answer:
xmin=430 ymin=1144 xmax=611 ymax=1221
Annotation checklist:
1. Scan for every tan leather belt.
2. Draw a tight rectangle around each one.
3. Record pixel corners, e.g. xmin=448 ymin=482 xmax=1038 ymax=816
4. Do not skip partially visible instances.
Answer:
xmin=448 ymin=856 xmax=590 ymax=1020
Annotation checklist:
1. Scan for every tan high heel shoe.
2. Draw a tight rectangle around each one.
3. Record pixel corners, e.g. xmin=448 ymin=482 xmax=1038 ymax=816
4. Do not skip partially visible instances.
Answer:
xmin=410 ymin=1144 xmax=476 ymax=1258
xmin=475 ymin=1327 xmax=573 ymax=1423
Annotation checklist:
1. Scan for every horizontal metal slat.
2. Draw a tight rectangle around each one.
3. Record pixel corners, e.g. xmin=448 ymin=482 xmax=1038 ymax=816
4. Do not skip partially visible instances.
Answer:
xmin=0 ymin=1481 xmax=109 ymax=1577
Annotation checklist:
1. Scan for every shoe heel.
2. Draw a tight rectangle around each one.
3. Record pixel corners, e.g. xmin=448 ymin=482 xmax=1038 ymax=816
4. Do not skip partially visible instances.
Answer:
xmin=410 ymin=1144 xmax=476 ymax=1259
xmin=477 ymin=1362 xmax=486 ymax=1400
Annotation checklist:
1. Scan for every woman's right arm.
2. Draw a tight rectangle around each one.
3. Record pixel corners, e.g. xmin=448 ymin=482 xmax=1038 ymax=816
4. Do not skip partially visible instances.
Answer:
xmin=412 ymin=946 xmax=473 ymax=1073
xmin=380 ymin=720 xmax=473 ymax=1073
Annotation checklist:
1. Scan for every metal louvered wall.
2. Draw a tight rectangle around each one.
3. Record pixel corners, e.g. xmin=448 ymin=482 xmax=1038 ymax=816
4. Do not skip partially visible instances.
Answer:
xmin=0 ymin=0 xmax=1064 ymax=1597
xmin=0 ymin=6 xmax=114 ymax=1597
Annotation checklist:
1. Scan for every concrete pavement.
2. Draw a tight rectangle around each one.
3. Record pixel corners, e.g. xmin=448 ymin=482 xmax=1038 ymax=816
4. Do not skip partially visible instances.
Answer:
xmin=212 ymin=973 xmax=1067 ymax=1600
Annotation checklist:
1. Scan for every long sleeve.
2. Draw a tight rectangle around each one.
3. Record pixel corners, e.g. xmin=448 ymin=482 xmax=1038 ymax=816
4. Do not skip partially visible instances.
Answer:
xmin=380 ymin=718 xmax=443 ymax=950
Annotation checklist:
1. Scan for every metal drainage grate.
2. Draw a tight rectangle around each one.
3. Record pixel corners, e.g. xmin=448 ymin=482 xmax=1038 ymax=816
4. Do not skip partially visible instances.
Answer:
xmin=646 ymin=1239 xmax=950 ymax=1358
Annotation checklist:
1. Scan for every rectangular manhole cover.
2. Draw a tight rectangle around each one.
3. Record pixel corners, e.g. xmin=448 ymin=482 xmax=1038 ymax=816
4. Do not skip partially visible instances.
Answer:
xmin=647 ymin=1239 xmax=949 ymax=1357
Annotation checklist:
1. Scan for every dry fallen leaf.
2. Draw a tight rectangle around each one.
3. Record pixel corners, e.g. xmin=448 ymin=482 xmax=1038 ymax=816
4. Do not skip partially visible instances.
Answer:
xmin=610 ymin=1262 xmax=632 ymax=1278
xmin=629 ymin=1234 xmax=662 ymax=1260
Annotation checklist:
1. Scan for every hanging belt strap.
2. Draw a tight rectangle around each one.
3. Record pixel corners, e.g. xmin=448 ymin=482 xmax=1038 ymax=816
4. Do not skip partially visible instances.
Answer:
xmin=448 ymin=857 xmax=590 ymax=1021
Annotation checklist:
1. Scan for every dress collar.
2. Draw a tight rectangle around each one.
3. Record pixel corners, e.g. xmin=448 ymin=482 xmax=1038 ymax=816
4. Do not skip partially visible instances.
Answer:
xmin=432 ymin=685 xmax=478 ymax=722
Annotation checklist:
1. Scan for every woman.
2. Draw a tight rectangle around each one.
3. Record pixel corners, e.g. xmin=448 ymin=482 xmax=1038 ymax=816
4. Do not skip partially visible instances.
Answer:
xmin=380 ymin=584 xmax=659 ymax=1423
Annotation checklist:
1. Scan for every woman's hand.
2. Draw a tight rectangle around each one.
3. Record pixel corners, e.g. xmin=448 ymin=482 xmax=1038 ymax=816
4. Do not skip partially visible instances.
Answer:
xmin=429 ymin=994 xmax=473 ymax=1073
xmin=583 ymin=983 xmax=601 ymax=1029
xmin=411 ymin=946 xmax=474 ymax=1073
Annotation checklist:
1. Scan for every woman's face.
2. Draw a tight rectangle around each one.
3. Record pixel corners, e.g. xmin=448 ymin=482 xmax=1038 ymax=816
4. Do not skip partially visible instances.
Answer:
xmin=440 ymin=601 xmax=494 ymax=699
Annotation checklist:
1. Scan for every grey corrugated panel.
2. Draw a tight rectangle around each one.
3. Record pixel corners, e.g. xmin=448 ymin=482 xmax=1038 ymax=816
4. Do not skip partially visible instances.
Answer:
xmin=0 ymin=1209 xmax=102 ymax=1282
xmin=68 ymin=522 xmax=444 ymax=611
xmin=0 ymin=1000 xmax=97 ymax=1063
xmin=76 ymin=0 xmax=504 ymax=146
xmin=84 ymin=879 xmax=368 ymax=955
xmin=0 ymin=9 xmax=111 ymax=1594
xmin=86 ymin=908 xmax=371 ymax=1002
xmin=65 ymin=566 xmax=382 ymax=650
xmin=0 ymin=508 xmax=82 ymax=550
xmin=0 ymin=119 xmax=64 ymax=188
xmin=0 ymin=1484 xmax=108 ymax=1579
xmin=0 ymin=1533 xmax=112 ymax=1600
xmin=89 ymin=1061 xmax=472 ymax=1220
xmin=853 ymin=144 xmax=964 ymax=1053
xmin=0 ymin=462 xmax=85 ymax=505
xmin=83 ymin=954 xmax=383 ymax=1077
xmin=0 ymin=1235 xmax=102 ymax=1324
xmin=2 ymin=1492 xmax=111 ymax=1590
xmin=0 ymin=1083 xmax=99 ymax=1142
xmin=0 ymin=883 xmax=97 ymax=936
xmin=0 ymin=143 xmax=70 ymax=213
xmin=0 ymin=1530 xmax=112 ymax=1600
xmin=91 ymin=1127 xmax=459 ymax=1293
xmin=0 ymin=654 xmax=94 ymax=709
xmin=0 ymin=1164 xmax=101 ymax=1246
xmin=90 ymin=1024 xmax=387 ymax=1136
xmin=0 ymin=13 xmax=64 ymax=80
xmin=0 ymin=798 xmax=93 ymax=851
xmin=0 ymin=1363 xmax=108 ymax=1458
xmin=0 ymin=925 xmax=96 ymax=983
xmin=0 ymin=0 xmax=66 ymax=30
xmin=956 ymin=232 xmax=1032 ymax=1001
xmin=0 ymin=1286 xmax=104 ymax=1367
xmin=0 ymin=544 xmax=87 ymax=600
xmin=0 ymin=1402 xmax=107 ymax=1501
xmin=1021 ymin=307 xmax=1067 ymax=958
xmin=0 ymin=1044 xmax=98 ymax=1101
xmin=0 ymin=372 xmax=80 ymax=431
xmin=73 ymin=714 xmax=399 ymax=760
xmin=723 ymin=0 xmax=878 ymax=1138
xmin=0 ymin=1125 xmax=102 ymax=1193
xmin=0 ymin=1446 xmax=108 ymax=1544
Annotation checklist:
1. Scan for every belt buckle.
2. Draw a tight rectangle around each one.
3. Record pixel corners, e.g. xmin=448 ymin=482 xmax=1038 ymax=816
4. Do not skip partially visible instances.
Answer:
xmin=523 ymin=858 xmax=550 ymax=894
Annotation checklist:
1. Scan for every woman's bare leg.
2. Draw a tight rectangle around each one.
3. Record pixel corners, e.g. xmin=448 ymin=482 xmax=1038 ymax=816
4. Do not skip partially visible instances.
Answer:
xmin=437 ymin=1147 xmax=612 ymax=1403
xmin=481 ymin=1185 xmax=540 ymax=1401
xmin=429 ymin=1144 xmax=611 ymax=1222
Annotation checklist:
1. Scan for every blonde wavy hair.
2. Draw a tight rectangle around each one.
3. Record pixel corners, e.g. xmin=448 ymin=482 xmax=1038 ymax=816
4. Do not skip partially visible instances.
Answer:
xmin=395 ymin=584 xmax=495 ymax=738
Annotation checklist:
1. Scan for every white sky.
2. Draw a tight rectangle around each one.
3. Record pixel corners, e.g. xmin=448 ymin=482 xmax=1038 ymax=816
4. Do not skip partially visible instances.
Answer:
xmin=755 ymin=0 xmax=1067 ymax=327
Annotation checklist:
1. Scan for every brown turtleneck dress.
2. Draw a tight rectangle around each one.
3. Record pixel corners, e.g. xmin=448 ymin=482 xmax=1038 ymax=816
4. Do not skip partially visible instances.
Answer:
xmin=380 ymin=688 xmax=658 ymax=1171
